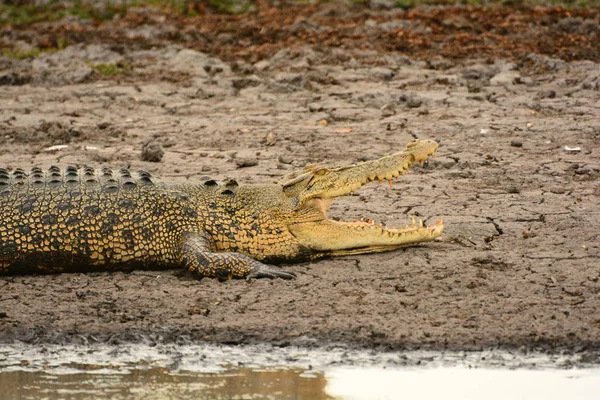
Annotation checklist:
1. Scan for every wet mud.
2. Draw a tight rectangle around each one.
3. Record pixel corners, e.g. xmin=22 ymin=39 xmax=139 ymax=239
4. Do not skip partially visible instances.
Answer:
xmin=0 ymin=3 xmax=599 ymax=357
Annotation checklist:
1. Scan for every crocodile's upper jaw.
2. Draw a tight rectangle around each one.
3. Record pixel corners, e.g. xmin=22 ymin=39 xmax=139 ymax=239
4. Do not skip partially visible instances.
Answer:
xmin=284 ymin=139 xmax=444 ymax=256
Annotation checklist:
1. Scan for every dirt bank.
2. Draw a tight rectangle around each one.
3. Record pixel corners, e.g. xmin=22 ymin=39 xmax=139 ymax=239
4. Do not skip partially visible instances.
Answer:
xmin=0 ymin=3 xmax=599 ymax=353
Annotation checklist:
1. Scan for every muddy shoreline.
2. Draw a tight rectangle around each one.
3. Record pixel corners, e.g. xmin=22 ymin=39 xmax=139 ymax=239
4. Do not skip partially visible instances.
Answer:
xmin=1 ymin=4 xmax=599 ymax=356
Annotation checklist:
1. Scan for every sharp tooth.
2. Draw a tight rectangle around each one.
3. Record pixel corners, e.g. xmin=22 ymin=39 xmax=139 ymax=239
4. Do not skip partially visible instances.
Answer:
xmin=387 ymin=179 xmax=393 ymax=187
xmin=419 ymin=219 xmax=423 ymax=228
xmin=411 ymin=217 xmax=416 ymax=226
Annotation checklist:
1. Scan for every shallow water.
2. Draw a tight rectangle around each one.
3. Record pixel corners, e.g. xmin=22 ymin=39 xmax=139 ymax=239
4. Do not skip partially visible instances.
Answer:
xmin=1 ymin=344 xmax=599 ymax=399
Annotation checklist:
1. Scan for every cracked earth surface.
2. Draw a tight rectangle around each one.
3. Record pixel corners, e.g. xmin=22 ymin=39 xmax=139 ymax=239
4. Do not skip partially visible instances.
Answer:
xmin=0 ymin=4 xmax=599 ymax=356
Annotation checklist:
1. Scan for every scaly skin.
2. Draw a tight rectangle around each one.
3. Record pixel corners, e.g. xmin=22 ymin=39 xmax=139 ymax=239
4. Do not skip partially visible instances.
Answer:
xmin=0 ymin=139 xmax=443 ymax=280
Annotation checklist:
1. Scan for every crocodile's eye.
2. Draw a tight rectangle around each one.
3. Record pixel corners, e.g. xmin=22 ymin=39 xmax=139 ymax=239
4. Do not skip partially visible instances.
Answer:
xmin=313 ymin=168 xmax=330 ymax=176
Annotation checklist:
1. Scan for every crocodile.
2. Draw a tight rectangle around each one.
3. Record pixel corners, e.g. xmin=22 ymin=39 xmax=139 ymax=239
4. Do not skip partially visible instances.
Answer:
xmin=0 ymin=139 xmax=443 ymax=280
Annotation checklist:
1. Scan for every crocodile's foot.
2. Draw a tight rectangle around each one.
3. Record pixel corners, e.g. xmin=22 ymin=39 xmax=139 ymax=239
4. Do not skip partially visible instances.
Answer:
xmin=247 ymin=264 xmax=297 ymax=280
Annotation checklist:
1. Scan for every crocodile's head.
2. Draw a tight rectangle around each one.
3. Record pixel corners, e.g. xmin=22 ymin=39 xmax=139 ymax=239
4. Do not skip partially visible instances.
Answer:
xmin=278 ymin=139 xmax=444 ymax=258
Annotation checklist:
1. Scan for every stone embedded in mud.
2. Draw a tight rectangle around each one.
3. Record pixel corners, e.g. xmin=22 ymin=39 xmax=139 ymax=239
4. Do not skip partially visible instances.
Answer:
xmin=235 ymin=158 xmax=259 ymax=168
xmin=278 ymin=155 xmax=293 ymax=165
xmin=254 ymin=60 xmax=271 ymax=71
xmin=399 ymin=94 xmax=423 ymax=108
xmin=140 ymin=141 xmax=164 ymax=163
xmin=232 ymin=78 xmax=262 ymax=91
xmin=370 ymin=67 xmax=395 ymax=81
xmin=380 ymin=103 xmax=396 ymax=117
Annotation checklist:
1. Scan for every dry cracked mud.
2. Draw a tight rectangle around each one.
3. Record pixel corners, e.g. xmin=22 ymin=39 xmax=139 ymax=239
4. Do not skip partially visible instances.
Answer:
xmin=0 ymin=3 xmax=599 ymax=358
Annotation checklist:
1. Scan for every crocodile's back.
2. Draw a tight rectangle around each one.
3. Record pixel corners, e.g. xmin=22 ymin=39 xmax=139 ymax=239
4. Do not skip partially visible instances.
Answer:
xmin=0 ymin=166 xmax=198 ymax=274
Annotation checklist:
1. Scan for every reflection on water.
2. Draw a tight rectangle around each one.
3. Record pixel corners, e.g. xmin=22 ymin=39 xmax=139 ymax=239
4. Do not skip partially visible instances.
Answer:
xmin=1 ymin=343 xmax=600 ymax=400
xmin=326 ymin=367 xmax=600 ymax=400
xmin=4 ymin=363 xmax=600 ymax=400
xmin=1 ymin=367 xmax=329 ymax=400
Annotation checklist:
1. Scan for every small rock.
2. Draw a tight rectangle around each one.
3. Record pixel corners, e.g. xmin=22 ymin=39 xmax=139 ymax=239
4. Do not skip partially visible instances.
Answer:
xmin=308 ymin=103 xmax=323 ymax=112
xmin=253 ymin=60 xmax=271 ymax=71
xmin=370 ymin=67 xmax=395 ymax=81
xmin=547 ymin=186 xmax=567 ymax=194
xmin=535 ymin=90 xmax=556 ymax=100
xmin=510 ymin=141 xmax=523 ymax=148
xmin=466 ymin=281 xmax=478 ymax=289
xmin=188 ymin=306 xmax=210 ymax=316
xmin=68 ymin=127 xmax=82 ymax=137
xmin=380 ymin=103 xmax=396 ymax=117
xmin=141 ymin=141 xmax=164 ymax=162
xmin=235 ymin=158 xmax=259 ymax=168
xmin=232 ymin=78 xmax=261 ymax=91
xmin=490 ymin=71 xmax=521 ymax=86
xmin=264 ymin=132 xmax=276 ymax=146
xmin=278 ymin=155 xmax=293 ymax=164
xmin=194 ymin=88 xmax=215 ymax=99
xmin=230 ymin=60 xmax=254 ymax=75
xmin=399 ymin=94 xmax=423 ymax=108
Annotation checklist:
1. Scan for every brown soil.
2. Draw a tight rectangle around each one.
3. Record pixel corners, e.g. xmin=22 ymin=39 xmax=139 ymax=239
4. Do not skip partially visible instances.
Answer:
xmin=0 ymin=3 xmax=599 ymax=354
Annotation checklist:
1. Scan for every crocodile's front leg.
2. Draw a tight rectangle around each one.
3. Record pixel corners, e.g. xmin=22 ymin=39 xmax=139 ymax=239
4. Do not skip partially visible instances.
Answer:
xmin=181 ymin=233 xmax=296 ymax=280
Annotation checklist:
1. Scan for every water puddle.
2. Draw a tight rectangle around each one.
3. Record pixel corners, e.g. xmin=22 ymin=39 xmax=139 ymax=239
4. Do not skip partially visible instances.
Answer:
xmin=1 ymin=343 xmax=599 ymax=399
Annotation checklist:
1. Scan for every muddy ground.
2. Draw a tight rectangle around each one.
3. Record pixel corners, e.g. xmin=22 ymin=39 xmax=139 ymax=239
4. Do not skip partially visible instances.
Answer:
xmin=0 ymin=3 xmax=599 ymax=355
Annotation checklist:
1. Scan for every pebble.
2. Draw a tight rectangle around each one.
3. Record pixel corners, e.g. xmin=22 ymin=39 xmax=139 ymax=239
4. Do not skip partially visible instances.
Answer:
xmin=235 ymin=158 xmax=259 ymax=168
xmin=140 ymin=141 xmax=164 ymax=162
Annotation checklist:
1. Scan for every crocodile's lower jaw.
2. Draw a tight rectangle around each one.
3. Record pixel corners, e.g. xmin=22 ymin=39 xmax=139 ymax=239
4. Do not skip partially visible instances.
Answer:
xmin=323 ymin=218 xmax=444 ymax=256
xmin=289 ymin=196 xmax=444 ymax=255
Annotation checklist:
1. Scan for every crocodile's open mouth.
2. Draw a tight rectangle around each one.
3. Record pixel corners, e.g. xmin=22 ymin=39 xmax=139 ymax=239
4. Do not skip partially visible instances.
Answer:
xmin=284 ymin=139 xmax=444 ymax=255
xmin=289 ymin=175 xmax=443 ymax=256
xmin=297 ymin=189 xmax=443 ymax=256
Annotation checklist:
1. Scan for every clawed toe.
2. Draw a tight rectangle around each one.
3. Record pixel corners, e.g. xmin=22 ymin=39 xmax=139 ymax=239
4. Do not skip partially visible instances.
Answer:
xmin=247 ymin=264 xmax=296 ymax=280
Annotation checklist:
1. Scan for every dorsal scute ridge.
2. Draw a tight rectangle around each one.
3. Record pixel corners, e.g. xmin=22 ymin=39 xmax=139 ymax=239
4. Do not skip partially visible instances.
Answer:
xmin=0 ymin=166 xmax=157 ymax=190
